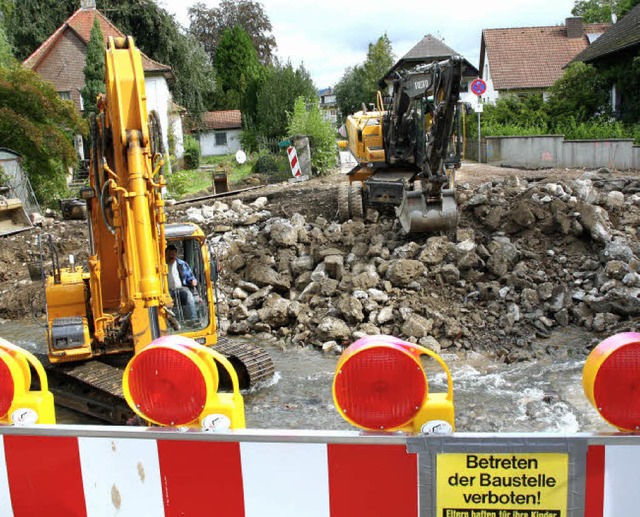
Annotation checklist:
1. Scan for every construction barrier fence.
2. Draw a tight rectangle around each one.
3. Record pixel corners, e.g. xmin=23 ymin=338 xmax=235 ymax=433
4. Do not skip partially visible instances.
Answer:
xmin=0 ymin=425 xmax=635 ymax=517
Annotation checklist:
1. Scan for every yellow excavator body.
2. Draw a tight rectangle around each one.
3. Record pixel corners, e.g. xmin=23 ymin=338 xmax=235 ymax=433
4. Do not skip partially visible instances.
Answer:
xmin=341 ymin=58 xmax=463 ymax=234
xmin=41 ymin=37 xmax=273 ymax=415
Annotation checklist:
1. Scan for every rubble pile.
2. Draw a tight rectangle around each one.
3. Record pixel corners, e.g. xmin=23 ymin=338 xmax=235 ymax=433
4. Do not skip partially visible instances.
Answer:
xmin=2 ymin=168 xmax=640 ymax=362
xmin=170 ymin=171 xmax=640 ymax=361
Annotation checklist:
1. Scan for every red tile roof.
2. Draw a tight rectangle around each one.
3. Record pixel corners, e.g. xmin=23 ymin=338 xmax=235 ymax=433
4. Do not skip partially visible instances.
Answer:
xmin=23 ymin=7 xmax=172 ymax=76
xmin=480 ymin=22 xmax=610 ymax=91
xmin=202 ymin=110 xmax=242 ymax=130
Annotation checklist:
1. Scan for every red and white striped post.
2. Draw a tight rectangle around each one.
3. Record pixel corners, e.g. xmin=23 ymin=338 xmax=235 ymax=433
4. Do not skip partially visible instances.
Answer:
xmin=286 ymin=146 xmax=302 ymax=178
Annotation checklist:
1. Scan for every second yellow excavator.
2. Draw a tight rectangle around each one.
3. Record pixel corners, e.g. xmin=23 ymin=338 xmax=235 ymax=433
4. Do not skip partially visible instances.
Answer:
xmin=340 ymin=56 xmax=464 ymax=234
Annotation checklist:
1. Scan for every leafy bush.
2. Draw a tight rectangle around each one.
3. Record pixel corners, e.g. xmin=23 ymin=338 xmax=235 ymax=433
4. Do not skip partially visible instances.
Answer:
xmin=554 ymin=117 xmax=628 ymax=140
xmin=183 ymin=134 xmax=201 ymax=170
xmin=252 ymin=150 xmax=289 ymax=177
xmin=287 ymin=96 xmax=337 ymax=175
xmin=466 ymin=89 xmax=640 ymax=144
xmin=165 ymin=169 xmax=192 ymax=198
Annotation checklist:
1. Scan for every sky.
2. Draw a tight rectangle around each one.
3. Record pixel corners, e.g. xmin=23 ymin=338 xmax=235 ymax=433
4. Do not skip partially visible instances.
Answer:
xmin=158 ymin=0 xmax=580 ymax=89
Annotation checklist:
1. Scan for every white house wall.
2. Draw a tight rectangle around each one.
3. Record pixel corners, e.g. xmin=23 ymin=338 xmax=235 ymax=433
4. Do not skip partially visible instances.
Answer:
xmin=200 ymin=129 xmax=242 ymax=157
xmin=481 ymin=49 xmax=499 ymax=103
xmin=145 ymin=76 xmax=183 ymax=159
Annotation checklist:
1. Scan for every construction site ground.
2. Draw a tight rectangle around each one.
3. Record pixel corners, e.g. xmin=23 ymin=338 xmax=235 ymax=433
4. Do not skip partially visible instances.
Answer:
xmin=1 ymin=161 xmax=639 ymax=363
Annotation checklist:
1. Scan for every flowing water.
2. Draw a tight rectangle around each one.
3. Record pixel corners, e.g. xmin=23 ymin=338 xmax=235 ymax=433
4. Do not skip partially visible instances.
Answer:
xmin=0 ymin=319 xmax=613 ymax=433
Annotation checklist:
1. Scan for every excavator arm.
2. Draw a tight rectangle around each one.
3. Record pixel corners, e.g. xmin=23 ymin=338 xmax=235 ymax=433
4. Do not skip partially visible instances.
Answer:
xmin=89 ymin=36 xmax=169 ymax=351
xmin=383 ymin=56 xmax=463 ymax=234
xmin=383 ymin=56 xmax=463 ymax=187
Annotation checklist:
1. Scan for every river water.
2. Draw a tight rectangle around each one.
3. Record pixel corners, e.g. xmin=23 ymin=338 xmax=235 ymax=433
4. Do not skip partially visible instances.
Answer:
xmin=0 ymin=319 xmax=613 ymax=433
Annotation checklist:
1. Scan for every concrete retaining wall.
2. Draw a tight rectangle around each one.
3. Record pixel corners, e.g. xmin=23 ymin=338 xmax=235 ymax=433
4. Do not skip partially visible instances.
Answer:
xmin=480 ymin=135 xmax=639 ymax=170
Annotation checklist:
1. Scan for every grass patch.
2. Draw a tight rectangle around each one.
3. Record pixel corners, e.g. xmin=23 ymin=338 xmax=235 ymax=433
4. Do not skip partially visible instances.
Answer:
xmin=202 ymin=154 xmax=254 ymax=184
xmin=166 ymin=153 xmax=257 ymax=199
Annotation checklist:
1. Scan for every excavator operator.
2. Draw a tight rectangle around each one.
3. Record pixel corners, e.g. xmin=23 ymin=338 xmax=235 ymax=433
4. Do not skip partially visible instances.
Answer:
xmin=165 ymin=244 xmax=198 ymax=322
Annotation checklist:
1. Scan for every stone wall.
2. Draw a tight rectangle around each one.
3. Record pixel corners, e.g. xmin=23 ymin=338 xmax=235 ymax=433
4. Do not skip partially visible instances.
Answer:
xmin=480 ymin=135 xmax=640 ymax=170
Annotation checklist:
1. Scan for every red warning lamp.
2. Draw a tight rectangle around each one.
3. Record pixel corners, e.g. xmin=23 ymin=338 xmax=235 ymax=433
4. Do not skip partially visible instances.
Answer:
xmin=0 ymin=337 xmax=56 ymax=425
xmin=123 ymin=335 xmax=245 ymax=429
xmin=126 ymin=345 xmax=208 ymax=426
xmin=333 ymin=335 xmax=455 ymax=433
xmin=0 ymin=358 xmax=15 ymax=417
xmin=583 ymin=332 xmax=640 ymax=431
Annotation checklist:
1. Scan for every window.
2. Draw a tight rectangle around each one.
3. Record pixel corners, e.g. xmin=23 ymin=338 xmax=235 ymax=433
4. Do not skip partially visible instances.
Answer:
xmin=58 ymin=91 xmax=71 ymax=100
xmin=215 ymin=132 xmax=227 ymax=146
xmin=460 ymin=82 xmax=469 ymax=92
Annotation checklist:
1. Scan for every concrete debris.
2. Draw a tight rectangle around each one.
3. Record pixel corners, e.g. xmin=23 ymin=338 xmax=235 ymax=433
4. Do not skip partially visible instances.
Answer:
xmin=5 ymin=168 xmax=640 ymax=363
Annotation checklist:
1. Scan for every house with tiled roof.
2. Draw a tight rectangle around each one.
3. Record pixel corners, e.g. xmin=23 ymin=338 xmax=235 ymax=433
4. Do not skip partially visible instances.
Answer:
xmin=198 ymin=110 xmax=243 ymax=157
xmin=479 ymin=17 xmax=610 ymax=102
xmin=318 ymin=87 xmax=338 ymax=125
xmin=573 ymin=5 xmax=640 ymax=118
xmin=22 ymin=0 xmax=184 ymax=161
xmin=381 ymin=35 xmax=480 ymax=104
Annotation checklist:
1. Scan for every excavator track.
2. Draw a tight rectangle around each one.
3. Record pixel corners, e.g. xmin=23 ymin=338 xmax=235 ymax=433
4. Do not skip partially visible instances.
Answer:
xmin=36 ymin=339 xmax=275 ymax=425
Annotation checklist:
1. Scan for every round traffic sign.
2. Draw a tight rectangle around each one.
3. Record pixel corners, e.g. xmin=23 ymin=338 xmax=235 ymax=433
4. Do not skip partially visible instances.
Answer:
xmin=471 ymin=78 xmax=487 ymax=96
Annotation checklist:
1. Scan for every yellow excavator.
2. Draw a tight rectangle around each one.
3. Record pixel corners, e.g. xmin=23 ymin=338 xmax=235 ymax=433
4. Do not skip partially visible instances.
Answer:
xmin=40 ymin=37 xmax=273 ymax=422
xmin=340 ymin=56 xmax=463 ymax=234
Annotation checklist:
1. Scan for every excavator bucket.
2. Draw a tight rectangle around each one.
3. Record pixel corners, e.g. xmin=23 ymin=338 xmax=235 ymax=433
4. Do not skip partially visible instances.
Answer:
xmin=213 ymin=170 xmax=229 ymax=194
xmin=0 ymin=197 xmax=32 ymax=236
xmin=396 ymin=188 xmax=457 ymax=235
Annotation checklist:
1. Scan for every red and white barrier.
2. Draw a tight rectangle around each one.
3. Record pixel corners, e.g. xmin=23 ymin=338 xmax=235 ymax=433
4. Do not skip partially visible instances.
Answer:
xmin=586 ymin=444 xmax=640 ymax=517
xmin=1 ymin=427 xmax=640 ymax=516
xmin=0 ymin=430 xmax=416 ymax=517
xmin=286 ymin=146 xmax=302 ymax=178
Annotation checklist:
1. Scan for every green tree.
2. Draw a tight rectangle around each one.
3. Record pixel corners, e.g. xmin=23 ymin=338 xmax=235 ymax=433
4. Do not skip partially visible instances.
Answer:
xmin=253 ymin=60 xmax=316 ymax=139
xmin=334 ymin=65 xmax=368 ymax=120
xmin=0 ymin=19 xmax=14 ymax=68
xmin=81 ymin=18 xmax=105 ymax=117
xmin=3 ymin=0 xmax=76 ymax=60
xmin=3 ymin=0 xmax=216 ymax=117
xmin=572 ymin=0 xmax=613 ymax=22
xmin=188 ymin=0 xmax=276 ymax=65
xmin=287 ymin=97 xmax=336 ymax=175
xmin=618 ymin=0 xmax=640 ymax=17
xmin=571 ymin=0 xmax=640 ymax=21
xmin=362 ymin=34 xmax=394 ymax=99
xmin=545 ymin=62 xmax=611 ymax=124
xmin=335 ymin=34 xmax=394 ymax=119
xmin=0 ymin=64 xmax=86 ymax=204
xmin=214 ymin=26 xmax=262 ymax=110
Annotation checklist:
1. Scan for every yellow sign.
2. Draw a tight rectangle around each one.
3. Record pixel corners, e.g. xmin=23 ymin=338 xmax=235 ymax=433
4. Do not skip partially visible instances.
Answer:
xmin=437 ymin=453 xmax=568 ymax=517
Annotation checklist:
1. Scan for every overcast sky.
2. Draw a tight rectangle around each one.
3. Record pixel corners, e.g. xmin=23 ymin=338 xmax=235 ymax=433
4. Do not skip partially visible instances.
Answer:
xmin=159 ymin=0 xmax=579 ymax=88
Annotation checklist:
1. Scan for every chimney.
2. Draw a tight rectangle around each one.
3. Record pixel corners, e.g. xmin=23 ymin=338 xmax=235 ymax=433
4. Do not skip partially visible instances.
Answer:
xmin=566 ymin=17 xmax=584 ymax=38
xmin=80 ymin=0 xmax=96 ymax=9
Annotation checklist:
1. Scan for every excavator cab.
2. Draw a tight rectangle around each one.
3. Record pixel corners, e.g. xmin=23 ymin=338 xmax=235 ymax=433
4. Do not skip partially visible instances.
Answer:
xmin=164 ymin=223 xmax=215 ymax=338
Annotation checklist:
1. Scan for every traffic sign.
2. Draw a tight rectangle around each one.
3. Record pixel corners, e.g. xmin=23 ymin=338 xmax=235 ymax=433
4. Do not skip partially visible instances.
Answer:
xmin=471 ymin=78 xmax=487 ymax=96
xmin=286 ymin=146 xmax=302 ymax=178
